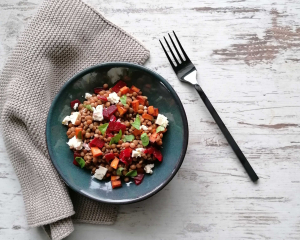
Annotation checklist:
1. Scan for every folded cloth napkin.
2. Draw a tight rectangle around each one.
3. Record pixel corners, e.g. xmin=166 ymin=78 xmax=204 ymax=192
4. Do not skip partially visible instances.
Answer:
xmin=0 ymin=0 xmax=149 ymax=239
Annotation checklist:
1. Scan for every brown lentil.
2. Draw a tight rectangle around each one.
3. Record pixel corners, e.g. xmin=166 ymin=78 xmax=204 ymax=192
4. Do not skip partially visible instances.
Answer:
xmin=130 ymin=165 xmax=136 ymax=170
xmin=136 ymin=163 xmax=142 ymax=168
xmin=85 ymin=132 xmax=91 ymax=138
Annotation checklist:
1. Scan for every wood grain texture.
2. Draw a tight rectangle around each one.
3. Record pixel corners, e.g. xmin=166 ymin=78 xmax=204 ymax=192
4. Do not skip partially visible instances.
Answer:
xmin=1 ymin=0 xmax=300 ymax=239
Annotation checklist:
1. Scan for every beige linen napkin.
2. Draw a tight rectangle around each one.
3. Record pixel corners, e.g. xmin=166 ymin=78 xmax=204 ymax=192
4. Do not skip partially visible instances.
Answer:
xmin=0 ymin=0 xmax=150 ymax=239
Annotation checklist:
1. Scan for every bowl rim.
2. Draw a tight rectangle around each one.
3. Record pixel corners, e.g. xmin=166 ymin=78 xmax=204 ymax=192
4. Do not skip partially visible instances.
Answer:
xmin=46 ymin=62 xmax=189 ymax=204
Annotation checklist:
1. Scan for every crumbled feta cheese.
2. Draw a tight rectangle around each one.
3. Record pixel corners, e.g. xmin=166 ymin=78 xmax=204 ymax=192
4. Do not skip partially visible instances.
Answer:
xmin=107 ymin=67 xmax=124 ymax=83
xmin=155 ymin=114 xmax=169 ymax=128
xmin=92 ymin=105 xmax=103 ymax=121
xmin=85 ymin=93 xmax=92 ymax=99
xmin=140 ymin=125 xmax=148 ymax=131
xmin=107 ymin=92 xmax=120 ymax=104
xmin=132 ymin=148 xmax=144 ymax=158
xmin=62 ymin=112 xmax=79 ymax=125
xmin=69 ymin=112 xmax=80 ymax=124
xmin=62 ymin=116 xmax=71 ymax=125
xmin=94 ymin=166 xmax=108 ymax=180
xmin=144 ymin=106 xmax=147 ymax=110
xmin=144 ymin=164 xmax=155 ymax=174
xmin=73 ymin=103 xmax=78 ymax=110
xmin=67 ymin=136 xmax=83 ymax=150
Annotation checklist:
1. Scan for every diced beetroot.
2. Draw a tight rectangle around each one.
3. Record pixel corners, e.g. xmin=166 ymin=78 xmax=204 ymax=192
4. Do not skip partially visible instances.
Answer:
xmin=133 ymin=174 xmax=144 ymax=185
xmin=144 ymin=147 xmax=163 ymax=162
xmin=112 ymin=80 xmax=127 ymax=93
xmin=94 ymin=87 xmax=104 ymax=94
xmin=119 ymin=148 xmax=132 ymax=166
xmin=110 ymin=115 xmax=117 ymax=122
xmin=104 ymin=105 xmax=118 ymax=120
xmin=105 ymin=153 xmax=115 ymax=162
xmin=107 ymin=122 xmax=115 ymax=133
xmin=103 ymin=108 xmax=110 ymax=120
xmin=107 ymin=121 xmax=126 ymax=133
xmin=73 ymin=152 xmax=81 ymax=166
xmin=107 ymin=132 xmax=114 ymax=137
xmin=114 ymin=122 xmax=126 ymax=132
xmin=153 ymin=148 xmax=163 ymax=162
xmin=144 ymin=146 xmax=155 ymax=155
xmin=120 ymin=157 xmax=132 ymax=166
xmin=107 ymin=105 xmax=117 ymax=116
xmin=74 ymin=152 xmax=81 ymax=159
xmin=97 ymin=95 xmax=107 ymax=101
xmin=73 ymin=159 xmax=79 ymax=166
xmin=70 ymin=99 xmax=81 ymax=109
xmin=89 ymin=138 xmax=105 ymax=149
xmin=122 ymin=148 xmax=131 ymax=158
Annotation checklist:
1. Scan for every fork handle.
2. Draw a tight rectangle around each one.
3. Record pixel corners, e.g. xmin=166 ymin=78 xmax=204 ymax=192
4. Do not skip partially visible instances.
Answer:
xmin=194 ymin=84 xmax=259 ymax=182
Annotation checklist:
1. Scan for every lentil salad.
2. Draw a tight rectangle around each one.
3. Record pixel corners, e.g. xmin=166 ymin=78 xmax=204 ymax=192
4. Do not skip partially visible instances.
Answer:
xmin=62 ymin=79 xmax=169 ymax=189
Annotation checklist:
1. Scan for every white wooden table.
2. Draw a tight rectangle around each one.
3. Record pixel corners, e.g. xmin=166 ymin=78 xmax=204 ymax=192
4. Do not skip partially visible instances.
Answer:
xmin=1 ymin=0 xmax=300 ymax=239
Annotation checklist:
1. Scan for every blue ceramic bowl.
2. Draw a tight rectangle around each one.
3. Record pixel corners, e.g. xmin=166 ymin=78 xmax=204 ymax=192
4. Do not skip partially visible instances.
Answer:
xmin=46 ymin=62 xmax=188 ymax=204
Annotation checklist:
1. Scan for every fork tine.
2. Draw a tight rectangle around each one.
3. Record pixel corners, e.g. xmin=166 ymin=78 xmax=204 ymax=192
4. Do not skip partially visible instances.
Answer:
xmin=173 ymin=31 xmax=190 ymax=61
xmin=159 ymin=40 xmax=176 ymax=71
xmin=163 ymin=37 xmax=179 ymax=66
xmin=168 ymin=33 xmax=184 ymax=62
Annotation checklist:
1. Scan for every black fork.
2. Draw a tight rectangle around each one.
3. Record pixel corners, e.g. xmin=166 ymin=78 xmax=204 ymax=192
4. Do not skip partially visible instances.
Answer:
xmin=160 ymin=31 xmax=259 ymax=182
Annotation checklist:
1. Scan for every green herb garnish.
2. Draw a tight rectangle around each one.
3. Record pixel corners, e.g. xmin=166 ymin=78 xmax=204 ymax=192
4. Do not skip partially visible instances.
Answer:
xmin=83 ymin=104 xmax=93 ymax=112
xmin=141 ymin=133 xmax=149 ymax=146
xmin=156 ymin=126 xmax=165 ymax=133
xmin=75 ymin=157 xmax=85 ymax=168
xmin=131 ymin=114 xmax=140 ymax=130
xmin=109 ymin=130 xmax=122 ymax=145
xmin=123 ymin=135 xmax=135 ymax=142
xmin=77 ymin=131 xmax=82 ymax=139
xmin=116 ymin=167 xmax=124 ymax=176
xmin=120 ymin=95 xmax=127 ymax=105
xmin=125 ymin=170 xmax=137 ymax=177
xmin=98 ymin=123 xmax=109 ymax=135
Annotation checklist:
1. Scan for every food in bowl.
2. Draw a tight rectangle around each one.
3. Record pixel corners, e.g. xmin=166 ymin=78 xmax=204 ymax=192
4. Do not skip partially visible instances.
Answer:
xmin=62 ymin=80 xmax=169 ymax=189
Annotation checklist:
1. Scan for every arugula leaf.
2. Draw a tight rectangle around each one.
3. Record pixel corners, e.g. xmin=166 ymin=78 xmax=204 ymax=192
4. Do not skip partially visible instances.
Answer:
xmin=109 ymin=130 xmax=122 ymax=145
xmin=116 ymin=167 xmax=124 ymax=176
xmin=141 ymin=133 xmax=149 ymax=146
xmin=156 ymin=126 xmax=165 ymax=133
xmin=75 ymin=157 xmax=85 ymax=168
xmin=120 ymin=95 xmax=127 ymax=105
xmin=83 ymin=104 xmax=93 ymax=112
xmin=123 ymin=135 xmax=135 ymax=142
xmin=98 ymin=123 xmax=109 ymax=135
xmin=125 ymin=170 xmax=137 ymax=177
xmin=131 ymin=114 xmax=140 ymax=130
